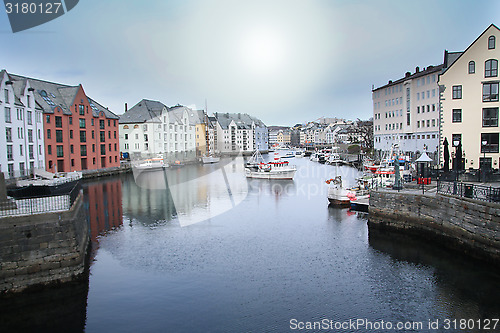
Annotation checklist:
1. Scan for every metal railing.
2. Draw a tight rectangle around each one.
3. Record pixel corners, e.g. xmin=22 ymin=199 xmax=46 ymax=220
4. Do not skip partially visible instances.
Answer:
xmin=0 ymin=182 xmax=82 ymax=217
xmin=437 ymin=180 xmax=500 ymax=203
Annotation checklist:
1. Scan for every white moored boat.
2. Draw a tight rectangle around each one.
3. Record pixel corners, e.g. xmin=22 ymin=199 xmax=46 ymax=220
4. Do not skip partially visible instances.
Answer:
xmin=202 ymin=155 xmax=220 ymax=164
xmin=326 ymin=176 xmax=351 ymax=207
xmin=245 ymin=151 xmax=297 ymax=180
xmin=134 ymin=157 xmax=168 ymax=171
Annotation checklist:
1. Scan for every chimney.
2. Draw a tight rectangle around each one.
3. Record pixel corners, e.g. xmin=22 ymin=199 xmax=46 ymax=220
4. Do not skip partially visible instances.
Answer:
xmin=125 ymin=103 xmax=128 ymax=112
xmin=415 ymin=66 xmax=420 ymax=73
xmin=388 ymin=80 xmax=392 ymax=84
xmin=405 ymin=72 xmax=411 ymax=77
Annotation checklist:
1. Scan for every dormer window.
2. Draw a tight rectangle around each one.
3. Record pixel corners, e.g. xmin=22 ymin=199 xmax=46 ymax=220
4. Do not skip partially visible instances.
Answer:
xmin=468 ymin=61 xmax=475 ymax=74
xmin=488 ymin=35 xmax=496 ymax=49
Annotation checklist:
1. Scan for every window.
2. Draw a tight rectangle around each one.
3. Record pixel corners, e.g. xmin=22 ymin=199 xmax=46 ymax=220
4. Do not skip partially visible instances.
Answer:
xmin=47 ymin=145 xmax=52 ymax=155
xmin=452 ymin=109 xmax=462 ymax=123
xmin=56 ymin=145 xmax=64 ymax=157
xmin=47 ymin=129 xmax=51 ymax=139
xmin=489 ymin=35 xmax=496 ymax=49
xmin=100 ymin=144 xmax=106 ymax=155
xmin=432 ymin=119 xmax=436 ymax=127
xmin=485 ymin=59 xmax=498 ymax=77
xmin=452 ymin=85 xmax=462 ymax=99
xmin=468 ymin=61 xmax=475 ymax=74
xmin=6 ymin=128 xmax=12 ymax=142
xmin=5 ymin=107 xmax=11 ymax=123
xmin=417 ymin=106 xmax=420 ymax=113
xmin=483 ymin=107 xmax=498 ymax=127
xmin=100 ymin=131 xmax=105 ymax=142
xmin=79 ymin=118 xmax=86 ymax=128
xmin=19 ymin=162 xmax=25 ymax=176
xmin=144 ymin=134 xmax=148 ymax=141
xmin=92 ymin=130 xmax=95 ymax=139
xmin=70 ymin=145 xmax=74 ymax=154
xmin=483 ymin=82 xmax=499 ymax=102
xmin=29 ymin=145 xmax=34 ymax=159
xmin=70 ymin=130 xmax=73 ymax=139
xmin=92 ymin=144 xmax=95 ymax=152
xmin=27 ymin=111 xmax=32 ymax=125
xmin=55 ymin=116 xmax=62 ymax=128
xmin=80 ymin=130 xmax=87 ymax=142
xmin=56 ymin=130 xmax=63 ymax=143
xmin=7 ymin=145 xmax=13 ymax=161
xmin=100 ymin=120 xmax=105 ymax=129
xmin=46 ymin=115 xmax=50 ymax=123
xmin=481 ymin=133 xmax=499 ymax=153
xmin=79 ymin=105 xmax=85 ymax=115
xmin=4 ymin=89 xmax=9 ymax=103
xmin=69 ymin=116 xmax=72 ymax=125
xmin=80 ymin=145 xmax=87 ymax=156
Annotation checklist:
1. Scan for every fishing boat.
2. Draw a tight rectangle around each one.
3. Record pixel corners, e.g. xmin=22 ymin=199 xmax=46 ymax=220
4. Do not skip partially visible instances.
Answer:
xmin=7 ymin=169 xmax=82 ymax=199
xmin=202 ymin=155 xmax=220 ymax=164
xmin=326 ymin=176 xmax=351 ymax=207
xmin=245 ymin=151 xmax=297 ymax=180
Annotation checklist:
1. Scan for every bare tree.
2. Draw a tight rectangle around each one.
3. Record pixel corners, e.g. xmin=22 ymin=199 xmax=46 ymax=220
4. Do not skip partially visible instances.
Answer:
xmin=349 ymin=118 xmax=373 ymax=152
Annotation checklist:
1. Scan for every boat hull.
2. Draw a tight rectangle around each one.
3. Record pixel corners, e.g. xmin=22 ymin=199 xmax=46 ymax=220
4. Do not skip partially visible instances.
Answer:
xmin=202 ymin=156 xmax=220 ymax=164
xmin=7 ymin=179 xmax=80 ymax=199
xmin=245 ymin=168 xmax=296 ymax=180
xmin=327 ymin=187 xmax=351 ymax=207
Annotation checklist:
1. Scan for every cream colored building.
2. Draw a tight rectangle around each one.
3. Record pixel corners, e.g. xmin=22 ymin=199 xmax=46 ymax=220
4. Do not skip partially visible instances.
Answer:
xmin=439 ymin=24 xmax=499 ymax=170
xmin=373 ymin=65 xmax=441 ymax=159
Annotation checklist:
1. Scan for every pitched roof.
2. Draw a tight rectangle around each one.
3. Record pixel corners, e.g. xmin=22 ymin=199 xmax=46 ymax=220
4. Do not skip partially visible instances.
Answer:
xmin=119 ymin=99 xmax=166 ymax=124
xmin=441 ymin=23 xmax=500 ymax=75
xmin=373 ymin=64 xmax=444 ymax=92
xmin=7 ymin=72 xmax=119 ymax=119
xmin=215 ymin=112 xmax=256 ymax=130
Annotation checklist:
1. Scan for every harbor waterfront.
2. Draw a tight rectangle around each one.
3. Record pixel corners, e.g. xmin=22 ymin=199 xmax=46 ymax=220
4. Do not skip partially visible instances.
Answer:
xmin=1 ymin=157 xmax=500 ymax=332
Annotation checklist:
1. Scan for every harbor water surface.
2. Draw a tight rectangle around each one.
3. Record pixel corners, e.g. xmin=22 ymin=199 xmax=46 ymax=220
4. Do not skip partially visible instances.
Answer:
xmin=1 ymin=157 xmax=500 ymax=332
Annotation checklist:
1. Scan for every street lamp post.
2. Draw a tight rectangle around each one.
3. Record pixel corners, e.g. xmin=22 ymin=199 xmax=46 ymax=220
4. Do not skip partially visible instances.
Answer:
xmin=482 ymin=140 xmax=488 ymax=183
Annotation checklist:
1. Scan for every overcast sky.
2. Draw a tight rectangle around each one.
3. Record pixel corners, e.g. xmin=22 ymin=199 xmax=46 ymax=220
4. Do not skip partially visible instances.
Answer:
xmin=1 ymin=0 xmax=498 ymax=126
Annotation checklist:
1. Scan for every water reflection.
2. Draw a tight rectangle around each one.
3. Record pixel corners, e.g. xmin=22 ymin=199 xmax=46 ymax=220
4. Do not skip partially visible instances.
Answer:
xmin=131 ymin=156 xmax=248 ymax=226
xmin=0 ymin=265 xmax=89 ymax=333
xmin=83 ymin=177 xmax=123 ymax=242
xmin=368 ymin=228 xmax=500 ymax=322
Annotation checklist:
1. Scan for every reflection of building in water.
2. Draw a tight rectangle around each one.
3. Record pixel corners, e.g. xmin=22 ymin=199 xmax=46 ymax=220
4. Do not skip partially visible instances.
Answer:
xmin=84 ymin=177 xmax=123 ymax=241
xmin=121 ymin=172 xmax=177 ymax=223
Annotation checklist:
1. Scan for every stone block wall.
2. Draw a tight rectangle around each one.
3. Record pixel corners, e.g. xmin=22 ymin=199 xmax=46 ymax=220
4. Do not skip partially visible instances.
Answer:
xmin=368 ymin=190 xmax=500 ymax=264
xmin=0 ymin=194 xmax=89 ymax=293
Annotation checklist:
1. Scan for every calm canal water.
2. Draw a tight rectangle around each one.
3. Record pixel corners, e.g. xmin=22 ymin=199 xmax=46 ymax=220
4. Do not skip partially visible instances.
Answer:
xmin=1 ymin=155 xmax=500 ymax=332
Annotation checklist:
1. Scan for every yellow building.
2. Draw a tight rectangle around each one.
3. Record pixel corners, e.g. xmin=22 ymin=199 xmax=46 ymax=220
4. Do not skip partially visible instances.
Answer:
xmin=439 ymin=24 xmax=499 ymax=170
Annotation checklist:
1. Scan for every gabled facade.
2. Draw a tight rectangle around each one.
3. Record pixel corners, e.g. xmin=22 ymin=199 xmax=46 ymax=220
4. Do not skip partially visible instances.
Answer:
xmin=5 ymin=72 xmax=119 ymax=174
xmin=0 ymin=70 xmax=45 ymax=178
xmin=119 ymin=99 xmax=165 ymax=159
xmin=439 ymin=24 xmax=500 ymax=170
xmin=214 ymin=113 xmax=256 ymax=154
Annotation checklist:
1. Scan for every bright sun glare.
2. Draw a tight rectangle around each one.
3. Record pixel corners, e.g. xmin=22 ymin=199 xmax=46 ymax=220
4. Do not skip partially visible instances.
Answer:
xmin=240 ymin=28 xmax=286 ymax=75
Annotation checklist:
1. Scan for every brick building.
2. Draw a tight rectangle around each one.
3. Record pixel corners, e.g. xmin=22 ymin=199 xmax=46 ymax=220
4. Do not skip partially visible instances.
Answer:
xmin=9 ymin=73 xmax=120 ymax=172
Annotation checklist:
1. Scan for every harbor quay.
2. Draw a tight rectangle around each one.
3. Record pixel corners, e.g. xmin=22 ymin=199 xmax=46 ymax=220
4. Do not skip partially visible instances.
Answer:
xmin=0 ymin=184 xmax=89 ymax=294
xmin=368 ymin=184 xmax=500 ymax=265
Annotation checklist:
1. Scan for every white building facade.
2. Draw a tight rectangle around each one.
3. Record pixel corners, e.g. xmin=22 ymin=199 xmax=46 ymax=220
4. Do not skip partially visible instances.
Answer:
xmin=439 ymin=24 xmax=500 ymax=170
xmin=373 ymin=65 xmax=442 ymax=160
xmin=0 ymin=70 xmax=45 ymax=178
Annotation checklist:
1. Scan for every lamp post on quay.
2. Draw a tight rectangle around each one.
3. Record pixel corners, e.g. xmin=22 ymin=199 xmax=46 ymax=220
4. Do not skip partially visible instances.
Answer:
xmin=481 ymin=140 xmax=488 ymax=183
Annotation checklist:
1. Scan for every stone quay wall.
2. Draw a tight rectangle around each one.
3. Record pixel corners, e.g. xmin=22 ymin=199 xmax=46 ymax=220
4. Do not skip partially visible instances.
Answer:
xmin=368 ymin=190 xmax=500 ymax=264
xmin=0 ymin=194 xmax=89 ymax=293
